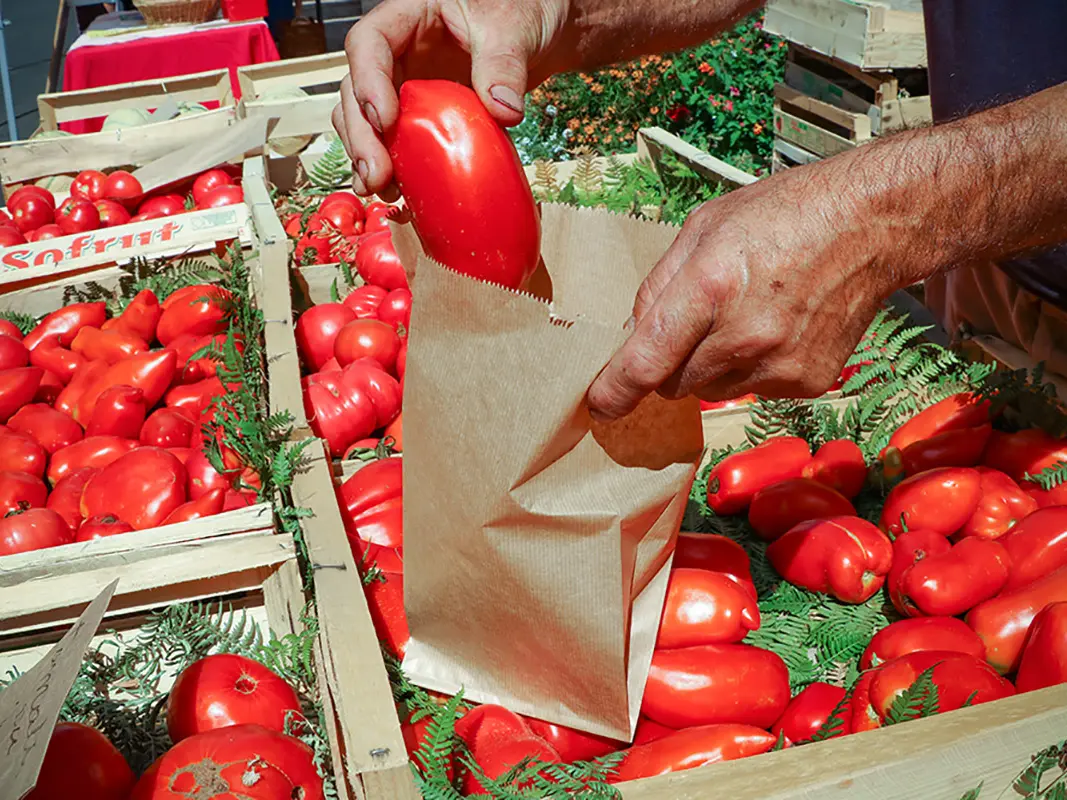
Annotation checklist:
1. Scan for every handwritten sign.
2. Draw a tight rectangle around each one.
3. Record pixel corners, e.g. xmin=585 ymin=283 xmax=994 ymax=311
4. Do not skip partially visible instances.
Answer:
xmin=0 ymin=580 xmax=117 ymax=800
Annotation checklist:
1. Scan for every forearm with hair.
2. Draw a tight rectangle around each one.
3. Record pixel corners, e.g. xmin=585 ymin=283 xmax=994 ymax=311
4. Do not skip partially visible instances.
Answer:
xmin=550 ymin=0 xmax=762 ymax=74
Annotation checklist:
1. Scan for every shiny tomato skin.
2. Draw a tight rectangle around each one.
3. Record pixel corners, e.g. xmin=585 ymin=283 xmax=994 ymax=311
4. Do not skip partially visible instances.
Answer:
xmin=337 ymin=457 xmax=402 ymax=549
xmin=642 ymin=643 xmax=790 ymax=729
xmin=0 ymin=334 xmax=28 ymax=370
xmin=303 ymin=372 xmax=376 ymax=457
xmin=337 ymin=359 xmax=402 ymax=428
xmin=657 ymin=568 xmax=760 ymax=648
xmin=354 ymin=230 xmax=409 ymax=290
xmin=383 ymin=413 xmax=403 ymax=451
xmin=130 ymin=724 xmax=324 ymax=800
xmin=748 ymin=477 xmax=855 ymax=541
xmin=771 ymin=682 xmax=848 ymax=743
xmin=0 ymin=430 xmax=48 ymax=479
xmin=160 ymin=487 xmax=226 ymax=525
xmin=164 ymin=376 xmax=227 ymax=419
xmin=24 ymin=303 xmax=108 ymax=351
xmin=223 ymin=488 xmax=258 ymax=511
xmin=8 ymin=185 xmax=55 ymax=211
xmin=386 ymin=80 xmax=540 ymax=289
xmin=155 ymin=284 xmax=232 ymax=347
xmin=363 ymin=201 xmax=397 ymax=234
xmin=94 ymin=198 xmax=131 ymax=228
xmin=25 ymin=721 xmax=134 ymax=800
xmin=8 ymin=403 xmax=83 ymax=453
xmin=878 ymin=467 xmax=983 ymax=537
xmin=86 ymin=384 xmax=147 ymax=439
xmin=81 ymin=447 xmax=187 ymax=530
xmin=885 ymin=393 xmax=990 ymax=455
xmin=47 ymin=467 xmax=98 ymax=531
xmin=103 ymin=170 xmax=144 ymax=206
xmin=12 ymin=196 xmax=54 ymax=233
xmin=318 ymin=199 xmax=361 ymax=237
xmin=899 ymin=423 xmax=993 ymax=476
xmin=959 ymin=467 xmax=1038 ymax=540
xmin=48 ymin=435 xmax=139 ymax=486
xmin=71 ymin=169 xmax=109 ymax=202
xmin=320 ymin=190 xmax=364 ymax=215
xmin=0 ymin=226 xmax=26 ymax=246
xmin=803 ymin=438 xmax=867 ymax=498
xmin=0 ymin=365 xmax=43 ymax=422
xmin=141 ymin=407 xmax=196 ymax=448
xmin=632 ymin=717 xmax=676 ymax=746
xmin=0 ymin=469 xmax=47 ymax=515
xmin=71 ymin=327 xmax=148 ymax=364
xmin=129 ymin=211 xmax=162 ymax=223
xmin=887 ymin=529 xmax=953 ymax=616
xmin=610 ymin=724 xmax=778 ymax=783
xmin=76 ymin=349 xmax=178 ymax=423
xmin=30 ymin=337 xmax=85 ymax=383
xmin=191 ymin=169 xmax=234 ymax=206
xmin=296 ymin=303 xmax=356 ymax=372
xmin=137 ymin=194 xmax=186 ymax=218
xmin=57 ymin=198 xmax=102 ymax=235
xmin=377 ymin=288 xmax=412 ymax=334
xmin=342 ymin=284 xmax=387 ymax=319
xmin=364 ymin=568 xmax=410 ymax=658
xmin=185 ymin=450 xmax=236 ymax=499
xmin=34 ymin=369 xmax=64 ymax=404
xmin=707 ymin=437 xmax=812 ymax=515
xmin=868 ymin=651 xmax=1014 ymax=720
xmin=983 ymin=428 xmax=1067 ymax=482
xmin=1015 ymin=602 xmax=1067 ymax=693
xmin=998 ymin=506 xmax=1067 ymax=592
xmin=0 ymin=319 xmax=20 ymax=340
xmin=861 ymin=617 xmax=985 ymax=671
xmin=198 ymin=184 xmax=244 ymax=209
xmin=54 ymin=360 xmax=108 ymax=418
xmin=899 ymin=537 xmax=1010 ymax=617
xmin=76 ymin=514 xmax=135 ymax=541
xmin=166 ymin=653 xmax=303 ymax=742
xmin=27 ymin=224 xmax=64 ymax=242
xmin=674 ymin=534 xmax=754 ymax=589
xmin=0 ymin=507 xmax=71 ymax=555
xmin=523 ymin=717 xmax=620 ymax=763
xmin=104 ymin=289 xmax=161 ymax=344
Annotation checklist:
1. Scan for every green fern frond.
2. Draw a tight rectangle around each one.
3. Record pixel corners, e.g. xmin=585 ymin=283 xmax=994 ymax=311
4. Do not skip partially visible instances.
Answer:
xmin=0 ymin=310 xmax=37 ymax=335
xmin=307 ymin=138 xmax=353 ymax=191
xmin=882 ymin=664 xmax=940 ymax=726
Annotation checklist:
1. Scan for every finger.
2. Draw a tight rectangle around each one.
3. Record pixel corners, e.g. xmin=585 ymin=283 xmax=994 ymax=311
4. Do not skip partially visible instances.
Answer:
xmin=468 ymin=28 xmax=530 ymax=126
xmin=632 ymin=228 xmax=698 ymax=323
xmin=587 ymin=263 xmax=717 ymax=420
xmin=344 ymin=1 xmax=419 ymax=133
xmin=340 ymin=74 xmax=394 ymax=195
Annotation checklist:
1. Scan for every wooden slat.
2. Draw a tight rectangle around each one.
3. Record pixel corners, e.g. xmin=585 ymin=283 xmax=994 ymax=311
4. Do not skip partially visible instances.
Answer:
xmin=637 ymin=127 xmax=758 ymax=188
xmin=237 ymin=52 xmax=349 ymax=98
xmin=774 ymin=84 xmax=873 ymax=141
xmin=773 ymin=106 xmax=858 ymax=159
xmin=783 ymin=61 xmax=882 ymax=130
xmin=242 ymin=94 xmax=339 ymax=143
xmin=774 ymin=137 xmax=822 ymax=167
xmin=881 ymin=95 xmax=933 ymax=133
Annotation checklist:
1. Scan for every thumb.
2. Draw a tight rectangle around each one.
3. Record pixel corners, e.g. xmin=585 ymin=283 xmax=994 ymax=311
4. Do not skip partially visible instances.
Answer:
xmin=468 ymin=31 xmax=530 ymax=126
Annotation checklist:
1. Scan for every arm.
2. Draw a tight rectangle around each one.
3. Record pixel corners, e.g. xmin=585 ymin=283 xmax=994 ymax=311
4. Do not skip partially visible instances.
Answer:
xmin=585 ymin=81 xmax=1067 ymax=418
xmin=333 ymin=0 xmax=758 ymax=194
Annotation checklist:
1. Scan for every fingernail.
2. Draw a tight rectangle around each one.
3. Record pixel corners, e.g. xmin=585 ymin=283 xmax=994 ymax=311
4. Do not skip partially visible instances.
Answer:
xmin=623 ymin=315 xmax=636 ymax=332
xmin=489 ymin=84 xmax=523 ymax=113
xmin=356 ymin=159 xmax=369 ymax=183
xmin=363 ymin=101 xmax=382 ymax=133
xmin=351 ymin=162 xmax=367 ymax=194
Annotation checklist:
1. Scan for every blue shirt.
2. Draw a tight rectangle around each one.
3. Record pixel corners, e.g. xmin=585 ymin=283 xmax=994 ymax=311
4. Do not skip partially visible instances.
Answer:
xmin=922 ymin=0 xmax=1067 ymax=308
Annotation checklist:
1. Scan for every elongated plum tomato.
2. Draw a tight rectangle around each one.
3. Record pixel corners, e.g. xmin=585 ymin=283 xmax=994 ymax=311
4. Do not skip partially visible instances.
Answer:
xmin=610 ymin=724 xmax=778 ymax=783
xmin=656 ymin=567 xmax=760 ymax=648
xmin=385 ymin=80 xmax=540 ymax=290
xmin=81 ymin=447 xmax=187 ymax=530
xmin=26 ymin=721 xmax=134 ymax=800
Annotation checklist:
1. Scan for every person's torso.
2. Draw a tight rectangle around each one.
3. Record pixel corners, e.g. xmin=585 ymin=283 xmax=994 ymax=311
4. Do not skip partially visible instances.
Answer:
xmin=922 ymin=0 xmax=1067 ymax=308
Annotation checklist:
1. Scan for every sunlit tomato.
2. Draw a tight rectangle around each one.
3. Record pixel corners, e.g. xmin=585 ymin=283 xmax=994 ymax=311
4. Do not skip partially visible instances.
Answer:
xmin=294 ymin=230 xmax=333 ymax=265
xmin=396 ymin=339 xmax=407 ymax=381
xmin=334 ymin=318 xmax=401 ymax=372
xmin=353 ymin=230 xmax=409 ymax=290
xmin=342 ymin=284 xmax=387 ymax=319
xmin=337 ymin=457 xmax=402 ymax=571
xmin=46 ymin=467 xmax=98 ymax=531
xmin=185 ymin=450 xmax=236 ymax=499
xmin=304 ymin=361 xmax=400 ymax=456
xmin=318 ymin=199 xmax=361 ymax=237
xmin=0 ymin=319 xmax=22 ymax=340
xmin=0 ymin=430 xmax=48 ymax=478
xmin=86 ymin=384 xmax=147 ymax=439
xmin=803 ymin=439 xmax=867 ymax=498
xmin=320 ymin=191 xmax=364 ymax=215
xmin=898 ymin=537 xmax=1010 ymax=617
xmin=81 ymin=447 xmax=187 ymax=530
xmin=364 ymin=568 xmax=410 ymax=657
xmin=706 ymin=437 xmax=813 ymax=515
xmin=377 ymin=288 xmax=412 ymax=335
xmin=610 ymin=724 xmax=778 ymax=783
xmin=12 ymin=196 xmax=54 ymax=233
xmin=8 ymin=403 xmax=83 ymax=453
xmin=656 ymin=568 xmax=760 ymax=648
xmin=8 ymin=185 xmax=55 ymax=212
xmin=748 ymin=477 xmax=855 ymax=541
xmin=860 ymin=617 xmax=985 ymax=670
xmin=130 ymin=724 xmax=324 ymax=800
xmin=633 ymin=717 xmax=676 ymax=746
xmin=386 ymin=80 xmax=540 ymax=289
xmin=103 ymin=289 xmax=161 ymax=343
xmin=76 ymin=349 xmax=178 ymax=423
xmin=103 ymin=170 xmax=144 ymax=207
xmin=165 ymin=376 xmax=227 ymax=418
xmin=866 ymin=651 xmax=1014 ymax=721
xmin=1015 ymin=602 xmax=1067 ymax=693
xmin=24 ymin=302 xmax=108 ymax=350
xmin=0 ymin=226 xmax=27 ymax=246
xmin=383 ymin=413 xmax=402 ymax=451
xmin=129 ymin=211 xmax=162 ymax=223
xmin=887 ymin=528 xmax=953 ymax=616
xmin=878 ymin=467 xmax=983 ymax=537
xmin=54 ymin=360 xmax=108 ymax=418
xmin=141 ymin=407 xmax=196 ymax=449
xmin=674 ymin=534 xmax=754 ymax=590
xmin=958 ymin=467 xmax=1038 ymax=540
xmin=36 ymin=370 xmax=62 ymax=405
xmin=897 ymin=423 xmax=993 ymax=477
xmin=223 ymin=489 xmax=258 ymax=511
xmin=0 ymin=333 xmax=28 ymax=370
xmin=48 ymin=435 xmax=139 ymax=486
xmin=296 ymin=303 xmax=356 ymax=372
xmin=155 ymin=285 xmax=232 ymax=347
xmin=166 ymin=653 xmax=303 ymax=742
xmin=522 ymin=717 xmax=620 ymax=763
xmin=94 ymin=198 xmax=132 ymax=228
xmin=27 ymin=223 xmax=64 ymax=241
xmin=998 ymin=506 xmax=1067 ymax=593
xmin=771 ymin=682 xmax=848 ymax=743
xmin=25 ymin=721 xmax=134 ymax=800
xmin=76 ymin=514 xmax=135 ymax=541
xmin=192 ymin=169 xmax=234 ymax=206
xmin=0 ymin=507 xmax=71 ymax=555
xmin=198 ymin=184 xmax=244 ymax=209
xmin=982 ymin=428 xmax=1067 ymax=482
xmin=57 ymin=198 xmax=101 ymax=235
xmin=362 ymin=201 xmax=398 ymax=234
xmin=71 ymin=169 xmax=109 ymax=202
xmin=70 ymin=327 xmax=148 ymax=364
xmin=160 ymin=487 xmax=226 ymax=524
xmin=30 ymin=336 xmax=84 ymax=383
xmin=0 ymin=469 xmax=47 ymax=515
xmin=642 ymin=643 xmax=790 ymax=729
xmin=884 ymin=393 xmax=990 ymax=455
xmin=137 ymin=194 xmax=186 ymax=217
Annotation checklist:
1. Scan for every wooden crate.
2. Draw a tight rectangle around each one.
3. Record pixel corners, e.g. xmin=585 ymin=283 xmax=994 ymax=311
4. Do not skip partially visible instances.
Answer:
xmin=35 ymin=69 xmax=234 ymax=135
xmin=771 ymin=137 xmax=823 ymax=173
xmin=765 ymin=0 xmax=928 ymax=71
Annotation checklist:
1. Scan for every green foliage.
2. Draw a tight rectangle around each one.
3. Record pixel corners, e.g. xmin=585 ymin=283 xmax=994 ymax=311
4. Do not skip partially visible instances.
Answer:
xmin=957 ymin=785 xmax=983 ymax=800
xmin=307 ymin=137 xmax=354 ymax=192
xmin=881 ymin=664 xmax=940 ymax=726
xmin=977 ymin=363 xmax=1067 ymax=438
xmin=0 ymin=310 xmax=37 ymax=334
xmin=62 ymin=254 xmax=224 ymax=316
xmin=806 ymin=687 xmax=853 ymax=744
xmin=1010 ymin=741 xmax=1067 ymax=799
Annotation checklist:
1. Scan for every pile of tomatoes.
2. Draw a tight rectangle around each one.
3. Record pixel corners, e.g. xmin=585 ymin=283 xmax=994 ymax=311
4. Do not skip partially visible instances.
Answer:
xmin=0 ymin=167 xmax=243 ymax=247
xmin=283 ymin=190 xmax=399 ymax=271
xmin=28 ymin=653 xmax=324 ymax=800
xmin=0 ymin=284 xmax=259 ymax=556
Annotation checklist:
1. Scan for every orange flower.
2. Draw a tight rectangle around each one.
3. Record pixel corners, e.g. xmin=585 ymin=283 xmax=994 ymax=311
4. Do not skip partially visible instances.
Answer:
xmin=604 ymin=135 xmax=614 ymax=143
xmin=591 ymin=83 xmax=604 ymax=94
xmin=753 ymin=123 xmax=764 ymax=135
xmin=632 ymin=70 xmax=644 ymax=79
xmin=616 ymin=124 xmax=624 ymax=132
xmin=698 ymin=62 xmax=714 ymax=74
xmin=568 ymin=118 xmax=580 ymax=130
xmin=583 ymin=124 xmax=595 ymax=134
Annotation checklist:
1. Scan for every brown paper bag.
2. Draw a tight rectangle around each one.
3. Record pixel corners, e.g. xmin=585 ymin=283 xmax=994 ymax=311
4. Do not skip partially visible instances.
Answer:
xmin=400 ymin=204 xmax=703 ymax=740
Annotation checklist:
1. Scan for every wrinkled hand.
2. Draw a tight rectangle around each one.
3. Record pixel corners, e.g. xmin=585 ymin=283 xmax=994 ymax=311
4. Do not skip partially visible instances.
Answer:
xmin=586 ymin=164 xmax=908 ymax=419
xmin=334 ymin=0 xmax=570 ymax=196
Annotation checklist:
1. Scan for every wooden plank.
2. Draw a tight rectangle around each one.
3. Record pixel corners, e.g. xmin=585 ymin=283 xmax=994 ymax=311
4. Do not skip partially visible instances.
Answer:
xmin=291 ymin=441 xmax=420 ymax=800
xmin=881 ymin=95 xmax=933 ymax=133
xmin=237 ymin=52 xmax=349 ymax=97
xmin=963 ymin=335 xmax=1067 ymax=402
xmin=788 ymin=43 xmax=896 ymax=99
xmin=773 ymin=106 xmax=858 ymax=159
xmin=774 ymin=137 xmax=822 ymax=167
xmin=242 ymin=94 xmax=339 ymax=142
xmin=784 ymin=61 xmax=882 ymax=131
xmin=637 ymin=126 xmax=758 ymax=188
xmin=774 ymin=84 xmax=873 ymax=141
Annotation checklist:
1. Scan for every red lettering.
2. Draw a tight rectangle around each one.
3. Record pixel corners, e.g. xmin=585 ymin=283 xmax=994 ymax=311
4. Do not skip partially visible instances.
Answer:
xmin=120 ymin=233 xmax=135 ymax=249
xmin=137 ymin=230 xmax=152 ymax=246
xmin=159 ymin=221 xmax=180 ymax=242
xmin=93 ymin=237 xmax=117 ymax=254
xmin=1 ymin=249 xmax=29 ymax=270
xmin=33 ymin=249 xmax=64 ymax=267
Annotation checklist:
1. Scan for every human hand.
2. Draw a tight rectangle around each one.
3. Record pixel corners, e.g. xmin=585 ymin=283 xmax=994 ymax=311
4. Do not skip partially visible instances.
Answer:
xmin=333 ymin=0 xmax=570 ymax=196
xmin=586 ymin=164 xmax=917 ymax=420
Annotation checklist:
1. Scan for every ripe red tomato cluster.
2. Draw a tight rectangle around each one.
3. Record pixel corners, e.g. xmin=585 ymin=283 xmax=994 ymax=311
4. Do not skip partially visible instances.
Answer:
xmin=28 ymin=653 xmax=322 ymax=800
xmin=0 ymin=285 xmax=258 ymax=555
xmin=0 ymin=167 xmax=243 ymax=247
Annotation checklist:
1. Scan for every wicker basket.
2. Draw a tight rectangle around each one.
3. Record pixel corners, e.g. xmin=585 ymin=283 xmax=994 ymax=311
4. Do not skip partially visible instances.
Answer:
xmin=134 ymin=0 xmax=220 ymax=26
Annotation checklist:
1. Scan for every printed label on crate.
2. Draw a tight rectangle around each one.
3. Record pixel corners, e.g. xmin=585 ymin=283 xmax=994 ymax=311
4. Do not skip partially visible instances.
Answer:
xmin=0 ymin=580 xmax=117 ymax=800
xmin=0 ymin=205 xmax=250 ymax=286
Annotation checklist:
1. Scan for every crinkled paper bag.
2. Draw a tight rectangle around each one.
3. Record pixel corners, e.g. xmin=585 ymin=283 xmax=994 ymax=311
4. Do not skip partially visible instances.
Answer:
xmin=400 ymin=204 xmax=703 ymax=741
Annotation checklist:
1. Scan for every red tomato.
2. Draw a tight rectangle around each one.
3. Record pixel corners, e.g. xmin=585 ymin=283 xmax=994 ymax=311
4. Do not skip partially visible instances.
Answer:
xmin=966 ymin=563 xmax=1067 ymax=673
xmin=295 ymin=229 xmax=334 ymax=265
xmin=632 ymin=717 xmax=676 ymax=746
xmin=103 ymin=170 xmax=144 ymax=207
xmin=878 ymin=467 xmax=983 ymax=537
xmin=137 ymin=194 xmax=186 ymax=217
xmin=71 ymin=169 xmax=109 ymax=202
xmin=861 ymin=617 xmax=986 ymax=670
xmin=30 ymin=336 xmax=85 ymax=383
xmin=177 ymin=332 xmax=237 ymax=383
xmin=866 ymin=651 xmax=1014 ymax=721
xmin=884 ymin=393 xmax=990 ymax=455
xmin=353 ymin=230 xmax=409 ymax=290
xmin=363 ymin=201 xmax=398 ymax=234
xmin=0 ymin=469 xmax=48 ymax=515
xmin=165 ymin=376 xmax=227 ymax=419
xmin=803 ymin=438 xmax=867 ymax=498
xmin=76 ymin=349 xmax=178 ymax=423
xmin=386 ymin=80 xmax=540 ymax=289
xmin=27 ymin=223 xmax=64 ymax=242
xmin=1015 ymin=602 xmax=1067 ymax=693
xmin=24 ymin=302 xmax=107 ymax=351
xmin=320 ymin=190 xmax=364 ymax=215
xmin=8 ymin=403 xmax=83 ymax=453
xmin=130 ymin=724 xmax=324 ymax=800
xmin=334 ymin=318 xmax=401 ymax=372
xmin=94 ymin=198 xmax=132 ymax=228
xmin=771 ymin=682 xmax=848 ymax=743
xmin=12 ymin=196 xmax=54 ymax=233
xmin=185 ymin=450 xmax=236 ymax=499
xmin=747 ymin=477 xmax=855 ymax=541
xmin=70 ymin=327 xmax=148 ymax=364
xmin=364 ymin=569 xmax=410 ymax=658
xmin=899 ymin=537 xmax=1009 ymax=617
xmin=198 ymin=184 xmax=244 ymax=209
xmin=706 ymin=437 xmax=812 ymax=515
xmin=54 ymin=360 xmax=109 ymax=418
xmin=318 ymin=200 xmax=361 ymax=237
xmin=983 ymin=428 xmax=1067 ymax=482
xmin=767 ymin=516 xmax=893 ymax=603
xmin=191 ymin=169 xmax=234 ymax=206
xmin=958 ymin=467 xmax=1038 ymax=540
xmin=296 ymin=303 xmax=356 ymax=372
xmin=377 ymin=288 xmax=412 ymax=334
xmin=48 ymin=435 xmax=139 ymax=486
xmin=224 ymin=488 xmax=258 ymax=511
xmin=129 ymin=211 xmax=162 ymax=223
xmin=396 ymin=339 xmax=407 ymax=381
xmin=56 ymin=198 xmax=101 ymax=235
xmin=642 ymin=643 xmax=790 ymax=729
xmin=673 ymin=534 xmax=754 ymax=590
xmin=383 ymin=413 xmax=403 ymax=451
xmin=342 ymin=283 xmax=389 ymax=323
xmin=166 ymin=653 xmax=302 ymax=742
xmin=155 ymin=284 xmax=232 ymax=347
xmin=25 ymin=722 xmax=134 ymax=800
xmin=81 ymin=447 xmax=187 ymax=530
xmin=8 ymin=185 xmax=55 ymax=212
xmin=303 ymin=361 xmax=400 ymax=456
xmin=0 ymin=226 xmax=26 ymax=246
xmin=657 ymin=568 xmax=760 ymax=648
xmin=46 ymin=467 xmax=98 ymax=531
xmin=999 ymin=506 xmax=1067 ymax=592
xmin=521 ymin=718 xmax=620 ymax=763
xmin=0 ymin=333 xmax=28 ymax=369
xmin=35 ymin=370 xmax=63 ymax=405
xmin=887 ymin=529 xmax=953 ymax=616
xmin=0 ymin=430 xmax=48 ymax=478
xmin=0 ymin=318 xmax=23 ymax=339
xmin=160 ymin=487 xmax=226 ymax=524
xmin=86 ymin=384 xmax=147 ymax=439
xmin=337 ymin=457 xmax=402 ymax=565
xmin=141 ymin=407 xmax=196 ymax=449
xmin=0 ymin=507 xmax=71 ymax=555
xmin=897 ymin=423 xmax=993 ymax=477
xmin=76 ymin=514 xmax=135 ymax=541
xmin=103 ymin=289 xmax=161 ymax=343
xmin=610 ymin=724 xmax=778 ymax=783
